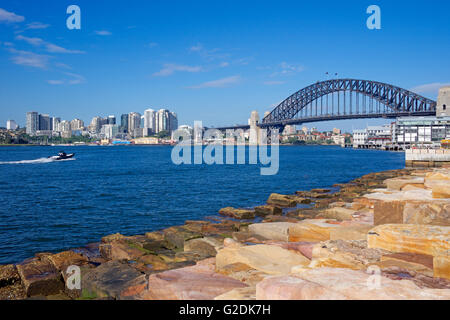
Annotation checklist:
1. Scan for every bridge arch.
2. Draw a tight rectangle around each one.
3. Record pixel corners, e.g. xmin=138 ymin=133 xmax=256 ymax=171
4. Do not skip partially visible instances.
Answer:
xmin=261 ymin=79 xmax=437 ymax=127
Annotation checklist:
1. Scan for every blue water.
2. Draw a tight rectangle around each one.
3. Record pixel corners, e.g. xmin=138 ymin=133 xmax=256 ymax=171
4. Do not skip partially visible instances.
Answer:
xmin=0 ymin=145 xmax=404 ymax=264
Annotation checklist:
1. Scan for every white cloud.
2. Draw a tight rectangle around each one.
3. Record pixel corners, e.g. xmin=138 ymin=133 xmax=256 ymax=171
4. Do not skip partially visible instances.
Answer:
xmin=220 ymin=62 xmax=230 ymax=67
xmin=264 ymin=80 xmax=285 ymax=86
xmin=26 ymin=22 xmax=50 ymax=29
xmin=271 ymin=62 xmax=304 ymax=76
xmin=410 ymin=82 xmax=450 ymax=96
xmin=95 ymin=30 xmax=112 ymax=36
xmin=153 ymin=63 xmax=203 ymax=77
xmin=147 ymin=42 xmax=158 ymax=48
xmin=0 ymin=8 xmax=25 ymax=23
xmin=15 ymin=35 xmax=85 ymax=54
xmin=47 ymin=73 xmax=85 ymax=85
xmin=8 ymin=49 xmax=49 ymax=69
xmin=189 ymin=44 xmax=203 ymax=52
xmin=47 ymin=80 xmax=64 ymax=85
xmin=188 ymin=75 xmax=241 ymax=89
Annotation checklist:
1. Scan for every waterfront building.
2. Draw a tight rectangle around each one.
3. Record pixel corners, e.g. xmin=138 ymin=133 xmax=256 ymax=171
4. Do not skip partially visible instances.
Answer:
xmin=353 ymin=125 xmax=392 ymax=148
xmin=6 ymin=120 xmax=18 ymax=130
xmin=283 ymin=125 xmax=297 ymax=136
xmin=107 ymin=115 xmax=116 ymax=125
xmin=128 ymin=112 xmax=141 ymax=137
xmin=26 ymin=112 xmax=39 ymax=136
xmin=70 ymin=118 xmax=84 ymax=131
xmin=436 ymin=86 xmax=450 ymax=117
xmin=144 ymin=109 xmax=156 ymax=134
xmin=394 ymin=116 xmax=450 ymax=146
xmin=168 ymin=112 xmax=178 ymax=133
xmin=38 ymin=114 xmax=51 ymax=131
xmin=101 ymin=124 xmax=119 ymax=139
xmin=52 ymin=117 xmax=61 ymax=132
xmin=120 ymin=114 xmax=129 ymax=133
xmin=333 ymin=128 xmax=342 ymax=135
xmin=249 ymin=110 xmax=260 ymax=145
xmin=59 ymin=120 xmax=71 ymax=133
xmin=89 ymin=117 xmax=102 ymax=133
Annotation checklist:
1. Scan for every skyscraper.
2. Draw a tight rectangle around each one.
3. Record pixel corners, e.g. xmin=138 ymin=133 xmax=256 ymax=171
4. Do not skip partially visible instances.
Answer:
xmin=52 ymin=117 xmax=61 ymax=132
xmin=39 ymin=114 xmax=51 ymax=131
xmin=144 ymin=109 xmax=156 ymax=134
xmin=128 ymin=112 xmax=141 ymax=135
xmin=108 ymin=115 xmax=116 ymax=125
xmin=120 ymin=114 xmax=129 ymax=133
xmin=70 ymin=118 xmax=84 ymax=130
xmin=6 ymin=120 xmax=18 ymax=130
xmin=26 ymin=112 xmax=39 ymax=136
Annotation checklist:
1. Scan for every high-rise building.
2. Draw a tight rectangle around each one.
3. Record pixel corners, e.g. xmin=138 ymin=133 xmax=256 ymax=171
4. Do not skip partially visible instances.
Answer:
xmin=128 ymin=112 xmax=141 ymax=135
xmin=59 ymin=120 xmax=71 ymax=132
xmin=52 ymin=117 xmax=61 ymax=132
xmin=101 ymin=124 xmax=119 ymax=139
xmin=120 ymin=114 xmax=129 ymax=133
xmin=70 ymin=118 xmax=84 ymax=130
xmin=89 ymin=116 xmax=104 ymax=133
xmin=6 ymin=120 xmax=18 ymax=130
xmin=26 ymin=112 xmax=39 ymax=136
xmin=39 ymin=114 xmax=51 ymax=131
xmin=144 ymin=109 xmax=156 ymax=134
xmin=108 ymin=115 xmax=116 ymax=125
xmin=168 ymin=112 xmax=178 ymax=133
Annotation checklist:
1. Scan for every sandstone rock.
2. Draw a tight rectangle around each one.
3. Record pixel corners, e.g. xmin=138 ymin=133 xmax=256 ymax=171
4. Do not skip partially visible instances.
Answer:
xmin=102 ymin=233 xmax=126 ymax=243
xmin=216 ymin=244 xmax=310 ymax=275
xmin=375 ymin=253 xmax=434 ymax=277
xmin=99 ymin=240 xmax=147 ymax=261
xmin=248 ymin=222 xmax=296 ymax=242
xmin=319 ymin=207 xmax=357 ymax=221
xmin=311 ymin=188 xmax=331 ymax=193
xmin=0 ymin=265 xmax=20 ymax=288
xmin=0 ymin=282 xmax=26 ymax=300
xmin=288 ymin=220 xmax=338 ymax=242
xmin=81 ymin=260 xmax=147 ymax=300
xmin=262 ymin=241 xmax=316 ymax=260
xmin=45 ymin=251 xmax=89 ymax=273
xmin=137 ymin=255 xmax=169 ymax=271
xmin=367 ymin=224 xmax=450 ymax=257
xmin=16 ymin=258 xmax=64 ymax=297
xmin=330 ymin=224 xmax=373 ymax=241
xmin=214 ymin=286 xmax=256 ymax=300
xmin=434 ymin=256 xmax=450 ymax=280
xmin=163 ymin=227 xmax=203 ymax=250
xmin=373 ymin=200 xmax=405 ymax=225
xmin=184 ymin=237 xmax=223 ymax=257
xmin=139 ymin=261 xmax=247 ymax=300
xmin=432 ymin=184 xmax=450 ymax=199
xmin=403 ymin=202 xmax=450 ymax=226
xmin=256 ymin=268 xmax=450 ymax=300
xmin=224 ymin=238 xmax=243 ymax=248
xmin=329 ymin=202 xmax=347 ymax=208
xmin=254 ymin=205 xmax=282 ymax=217
xmin=309 ymin=240 xmax=386 ymax=270
xmin=219 ymin=207 xmax=256 ymax=220
xmin=384 ymin=176 xmax=424 ymax=191
xmin=267 ymin=193 xmax=297 ymax=207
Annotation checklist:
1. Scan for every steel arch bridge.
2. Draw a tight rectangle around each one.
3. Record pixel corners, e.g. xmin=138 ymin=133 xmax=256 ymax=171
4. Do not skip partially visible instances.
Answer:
xmin=260 ymin=79 xmax=436 ymax=129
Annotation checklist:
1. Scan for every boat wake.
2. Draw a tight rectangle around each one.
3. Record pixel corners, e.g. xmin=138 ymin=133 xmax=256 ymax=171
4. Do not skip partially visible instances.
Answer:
xmin=0 ymin=157 xmax=76 ymax=165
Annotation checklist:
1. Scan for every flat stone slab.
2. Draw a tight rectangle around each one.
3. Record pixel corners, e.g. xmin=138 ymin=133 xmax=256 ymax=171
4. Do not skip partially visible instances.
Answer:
xmin=16 ymin=258 xmax=64 ymax=297
xmin=81 ymin=260 xmax=147 ymax=299
xmin=139 ymin=261 xmax=247 ymax=300
xmin=216 ymin=244 xmax=310 ymax=275
xmin=256 ymin=268 xmax=450 ymax=300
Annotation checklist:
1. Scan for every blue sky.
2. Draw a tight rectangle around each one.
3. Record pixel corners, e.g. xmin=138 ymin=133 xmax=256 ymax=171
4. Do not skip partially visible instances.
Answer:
xmin=0 ymin=0 xmax=449 ymax=131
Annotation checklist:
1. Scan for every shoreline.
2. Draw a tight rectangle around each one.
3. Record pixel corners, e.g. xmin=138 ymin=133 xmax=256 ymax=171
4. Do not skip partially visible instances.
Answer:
xmin=1 ymin=166 xmax=449 ymax=300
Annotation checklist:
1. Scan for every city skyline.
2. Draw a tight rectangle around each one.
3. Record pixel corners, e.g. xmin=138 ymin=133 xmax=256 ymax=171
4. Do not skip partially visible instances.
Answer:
xmin=1 ymin=1 xmax=449 ymax=132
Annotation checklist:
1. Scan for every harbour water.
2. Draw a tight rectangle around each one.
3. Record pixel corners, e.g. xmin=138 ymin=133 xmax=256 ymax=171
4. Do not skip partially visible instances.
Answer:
xmin=0 ymin=145 xmax=404 ymax=264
